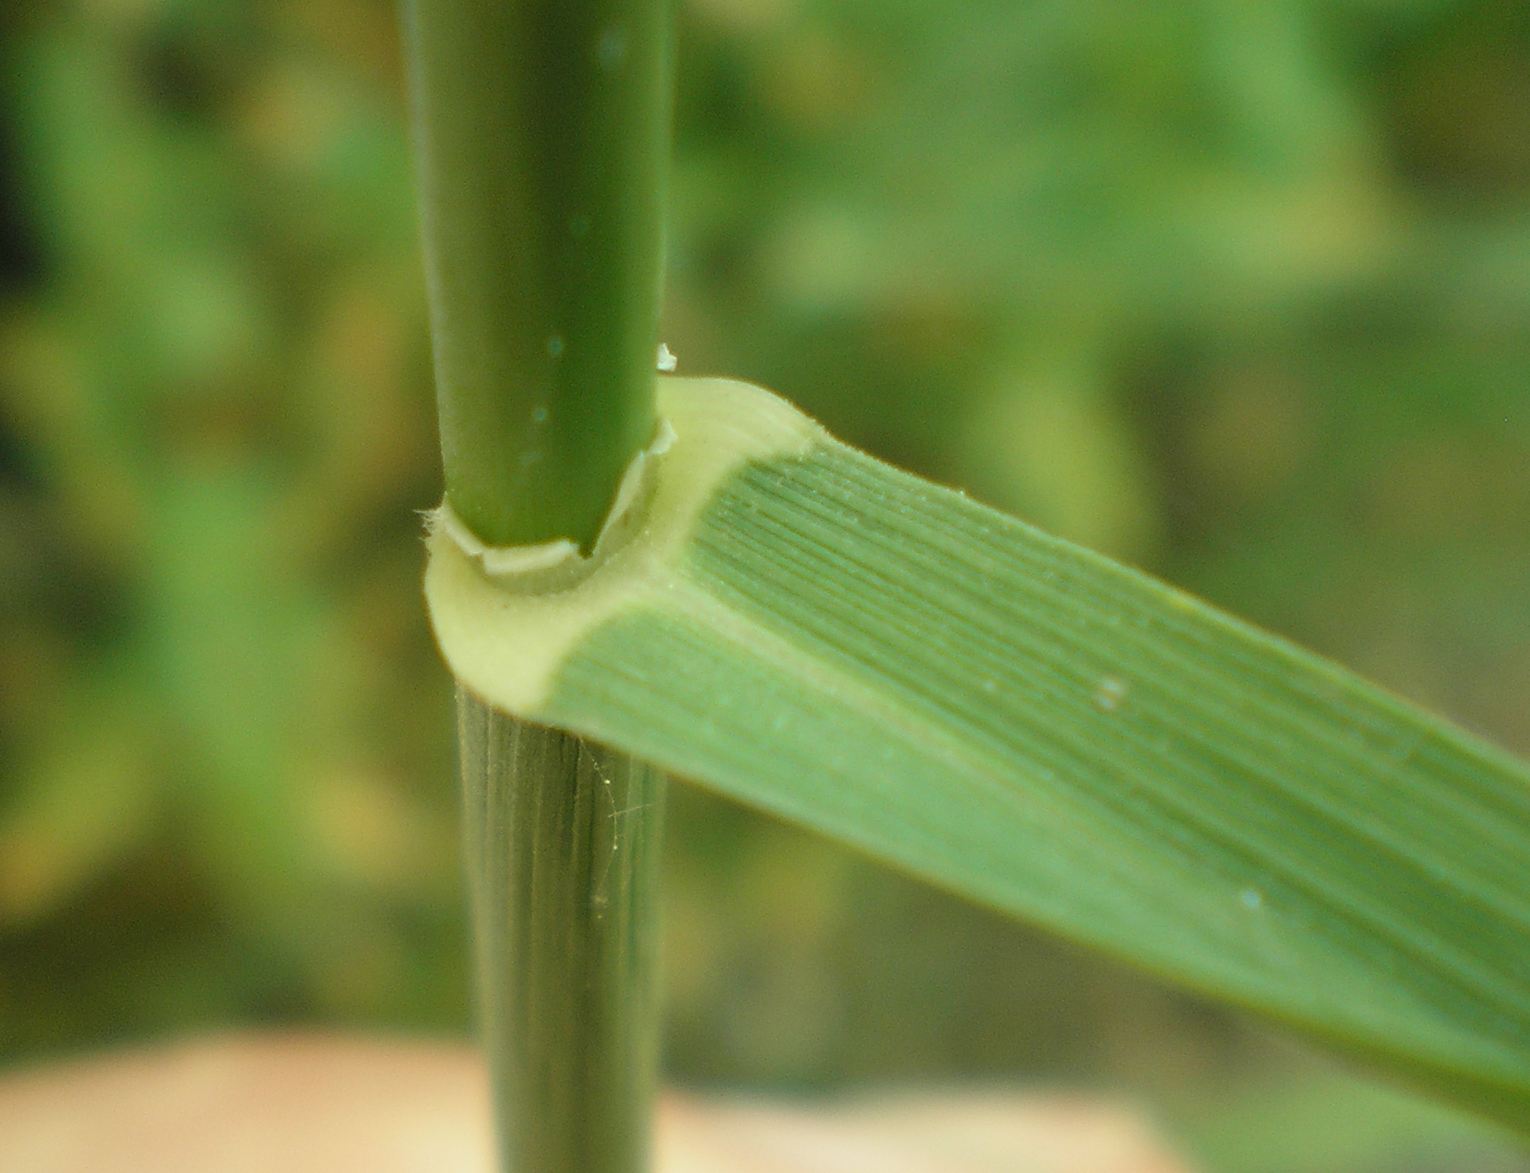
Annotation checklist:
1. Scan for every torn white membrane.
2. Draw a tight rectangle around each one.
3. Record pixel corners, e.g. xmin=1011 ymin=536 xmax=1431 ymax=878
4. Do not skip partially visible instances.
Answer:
xmin=433 ymin=418 xmax=677 ymax=577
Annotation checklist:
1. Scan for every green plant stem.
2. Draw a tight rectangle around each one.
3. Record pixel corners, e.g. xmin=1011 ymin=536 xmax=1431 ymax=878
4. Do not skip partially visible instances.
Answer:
xmin=402 ymin=0 xmax=670 ymax=548
xmin=459 ymin=693 xmax=665 ymax=1172
xmin=402 ymin=0 xmax=673 ymax=1168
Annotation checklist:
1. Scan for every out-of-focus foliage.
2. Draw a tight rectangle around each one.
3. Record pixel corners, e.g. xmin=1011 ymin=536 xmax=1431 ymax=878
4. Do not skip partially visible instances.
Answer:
xmin=0 ymin=0 xmax=1526 ymax=1168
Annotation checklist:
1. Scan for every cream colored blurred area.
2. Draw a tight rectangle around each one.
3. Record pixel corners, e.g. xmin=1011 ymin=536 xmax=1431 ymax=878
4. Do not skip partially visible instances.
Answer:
xmin=2 ymin=0 xmax=1529 ymax=1170
xmin=0 ymin=1036 xmax=1189 ymax=1173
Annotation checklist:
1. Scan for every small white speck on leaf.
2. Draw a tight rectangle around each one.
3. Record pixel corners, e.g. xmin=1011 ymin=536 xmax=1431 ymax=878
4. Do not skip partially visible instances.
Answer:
xmin=656 ymin=342 xmax=677 ymax=372
xmin=597 ymin=24 xmax=627 ymax=69
xmin=546 ymin=334 xmax=565 ymax=359
xmin=531 ymin=406 xmax=548 ymax=424
xmin=981 ymin=678 xmax=997 ymax=694
xmin=1240 ymin=888 xmax=1264 ymax=911
xmin=1093 ymin=675 xmax=1128 ymax=712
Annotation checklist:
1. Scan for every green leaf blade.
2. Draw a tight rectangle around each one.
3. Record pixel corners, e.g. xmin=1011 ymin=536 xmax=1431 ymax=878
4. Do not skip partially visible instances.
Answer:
xmin=428 ymin=377 xmax=1530 ymax=1132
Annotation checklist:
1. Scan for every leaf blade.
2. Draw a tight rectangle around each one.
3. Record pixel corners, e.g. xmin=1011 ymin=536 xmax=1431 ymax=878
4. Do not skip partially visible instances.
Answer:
xmin=429 ymin=377 xmax=1530 ymax=1132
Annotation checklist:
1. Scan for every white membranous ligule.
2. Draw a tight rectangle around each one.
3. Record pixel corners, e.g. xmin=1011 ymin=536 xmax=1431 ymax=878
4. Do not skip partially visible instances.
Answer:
xmin=432 ymin=416 xmax=676 ymax=577
xmin=425 ymin=376 xmax=822 ymax=714
xmin=434 ymin=343 xmax=683 ymax=575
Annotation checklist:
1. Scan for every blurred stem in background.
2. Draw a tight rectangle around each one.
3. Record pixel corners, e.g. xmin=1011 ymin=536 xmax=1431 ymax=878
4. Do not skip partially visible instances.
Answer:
xmin=401 ymin=0 xmax=672 ymax=1169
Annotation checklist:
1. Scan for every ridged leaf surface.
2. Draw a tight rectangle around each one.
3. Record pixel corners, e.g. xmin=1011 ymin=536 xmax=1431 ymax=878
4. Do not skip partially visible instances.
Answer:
xmin=427 ymin=377 xmax=1530 ymax=1132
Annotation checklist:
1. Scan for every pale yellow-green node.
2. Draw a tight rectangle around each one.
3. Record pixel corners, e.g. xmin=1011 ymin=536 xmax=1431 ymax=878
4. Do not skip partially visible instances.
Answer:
xmin=424 ymin=376 xmax=823 ymax=715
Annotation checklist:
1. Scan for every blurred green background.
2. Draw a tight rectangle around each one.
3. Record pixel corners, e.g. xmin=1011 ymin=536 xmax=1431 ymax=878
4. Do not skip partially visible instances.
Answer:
xmin=1 ymin=1 xmax=1528 ymax=1169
